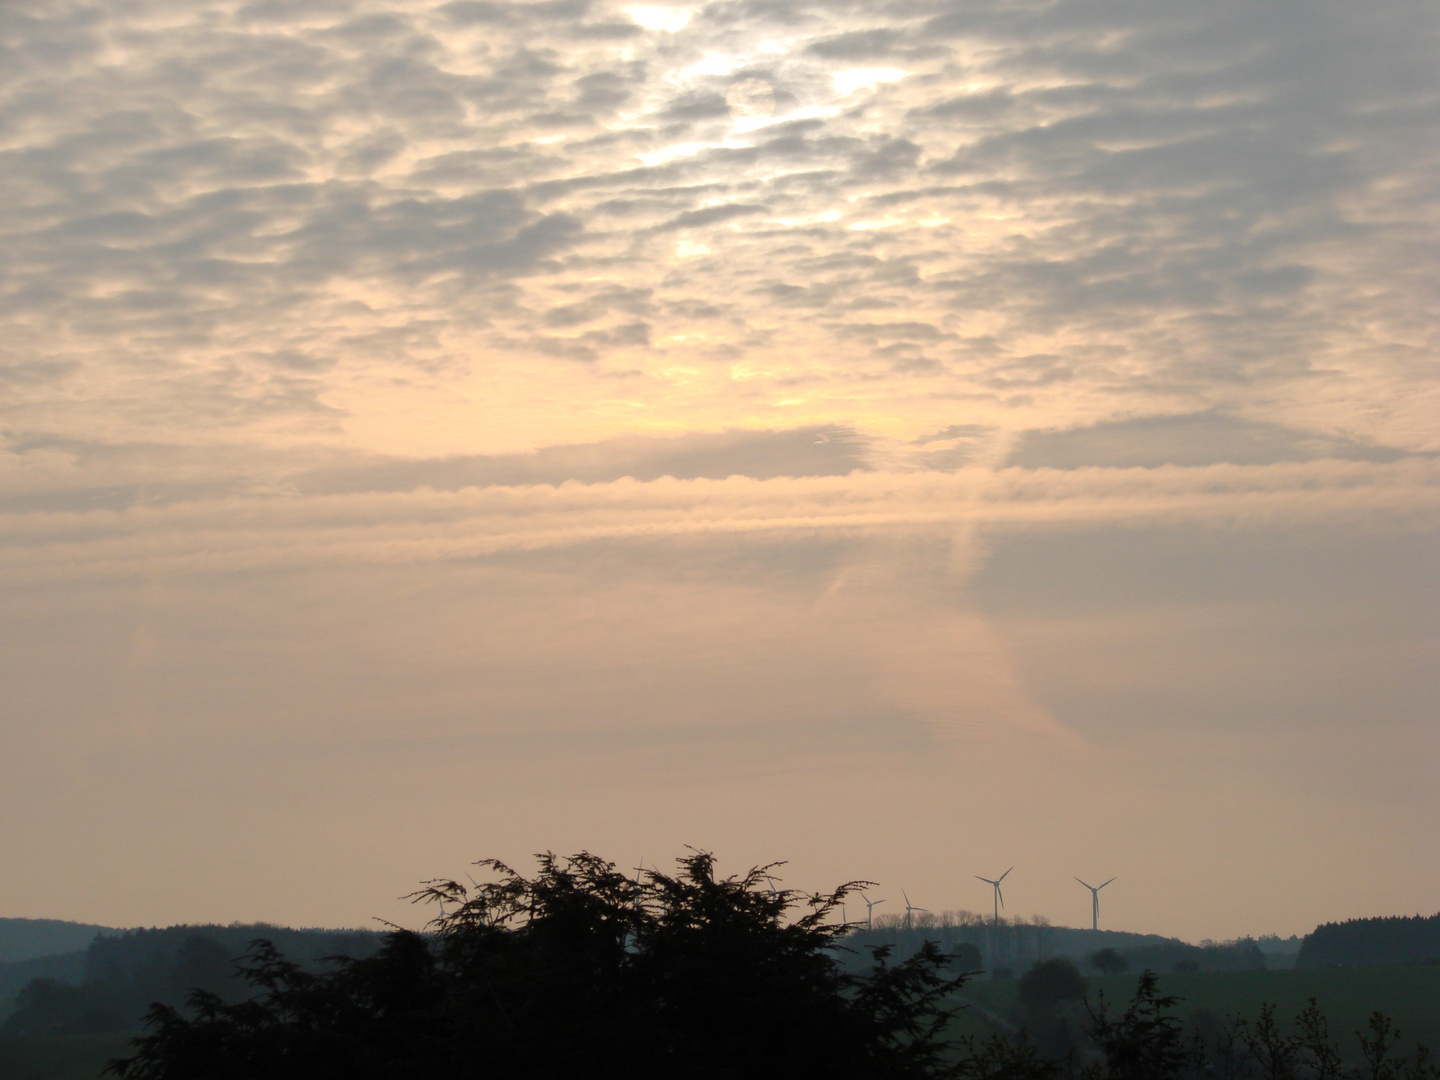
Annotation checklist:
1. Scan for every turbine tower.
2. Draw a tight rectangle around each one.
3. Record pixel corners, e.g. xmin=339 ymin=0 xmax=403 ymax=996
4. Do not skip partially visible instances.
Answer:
xmin=1075 ymin=876 xmax=1116 ymax=932
xmin=860 ymin=894 xmax=886 ymax=931
xmin=975 ymin=867 xmax=1012 ymax=924
xmin=902 ymin=889 xmax=928 ymax=931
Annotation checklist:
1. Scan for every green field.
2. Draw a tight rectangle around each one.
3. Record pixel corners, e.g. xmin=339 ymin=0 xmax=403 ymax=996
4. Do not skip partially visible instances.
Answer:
xmin=958 ymin=964 xmax=1440 ymax=1054
xmin=0 ymin=1034 xmax=133 ymax=1080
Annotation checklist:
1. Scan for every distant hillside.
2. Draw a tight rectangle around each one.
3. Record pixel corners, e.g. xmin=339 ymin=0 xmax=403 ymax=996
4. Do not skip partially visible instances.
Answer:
xmin=839 ymin=919 xmax=1267 ymax=976
xmin=81 ymin=922 xmax=384 ymax=986
xmin=1297 ymin=913 xmax=1440 ymax=968
xmin=1 ymin=922 xmax=386 ymax=1034
xmin=0 ymin=951 xmax=88 ymax=1019
xmin=0 ymin=919 xmax=117 ymax=964
xmin=1253 ymin=934 xmax=1304 ymax=969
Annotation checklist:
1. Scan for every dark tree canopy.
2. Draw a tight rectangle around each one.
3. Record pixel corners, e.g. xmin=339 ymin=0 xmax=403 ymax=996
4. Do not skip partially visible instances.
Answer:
xmin=1297 ymin=914 xmax=1440 ymax=968
xmin=1018 ymin=958 xmax=1087 ymax=1011
xmin=952 ymin=942 xmax=984 ymax=973
xmin=1091 ymin=948 xmax=1130 ymax=976
xmin=108 ymin=851 xmax=971 ymax=1080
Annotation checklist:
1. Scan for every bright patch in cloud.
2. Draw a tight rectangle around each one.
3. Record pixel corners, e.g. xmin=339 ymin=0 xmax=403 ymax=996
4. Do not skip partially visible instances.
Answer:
xmin=638 ymin=141 xmax=710 ymax=166
xmin=831 ymin=68 xmax=906 ymax=96
xmin=626 ymin=5 xmax=693 ymax=32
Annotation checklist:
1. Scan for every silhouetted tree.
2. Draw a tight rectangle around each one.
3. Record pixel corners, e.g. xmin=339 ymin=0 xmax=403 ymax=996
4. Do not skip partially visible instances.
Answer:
xmin=1352 ymin=1012 xmax=1440 ymax=1080
xmin=98 ymin=857 xmax=1440 ymax=1080
xmin=1083 ymin=970 xmax=1195 ymax=1080
xmin=2 ymin=976 xmax=129 ymax=1035
xmin=1220 ymin=998 xmax=1440 ymax=1080
xmin=959 ymin=1030 xmax=1065 ymax=1080
xmin=1014 ymin=958 xmax=1088 ymax=1062
xmin=1091 ymin=948 xmax=1129 ymax=976
xmin=1293 ymin=999 xmax=1343 ymax=1080
xmin=1018 ymin=959 xmax=1086 ymax=1012
xmin=1242 ymin=1003 xmax=1301 ymax=1080
xmin=108 ymin=851 xmax=975 ymax=1080
xmin=952 ymin=942 xmax=984 ymax=973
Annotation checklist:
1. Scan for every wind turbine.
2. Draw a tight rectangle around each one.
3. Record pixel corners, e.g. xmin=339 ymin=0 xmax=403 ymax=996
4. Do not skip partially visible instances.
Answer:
xmin=629 ymin=860 xmax=650 ymax=914
xmin=902 ymin=889 xmax=928 ymax=931
xmin=860 ymin=893 xmax=886 ymax=930
xmin=1075 ymin=876 xmax=1116 ymax=932
xmin=975 ymin=867 xmax=1012 ymax=924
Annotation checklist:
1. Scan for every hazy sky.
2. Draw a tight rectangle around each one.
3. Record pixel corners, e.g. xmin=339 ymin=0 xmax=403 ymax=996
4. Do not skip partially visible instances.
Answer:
xmin=1 ymin=0 xmax=1436 ymax=942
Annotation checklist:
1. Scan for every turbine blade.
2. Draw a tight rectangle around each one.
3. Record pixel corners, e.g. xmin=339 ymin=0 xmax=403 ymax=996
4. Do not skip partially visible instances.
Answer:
xmin=999 ymin=866 xmax=1012 ymax=882
xmin=1076 ymin=878 xmax=1094 ymax=890
xmin=1100 ymin=877 xmax=1116 ymax=889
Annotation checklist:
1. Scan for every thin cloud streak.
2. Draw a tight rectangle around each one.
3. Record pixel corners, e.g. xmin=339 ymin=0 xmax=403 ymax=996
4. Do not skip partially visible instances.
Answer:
xmin=3 ymin=459 xmax=1435 ymax=585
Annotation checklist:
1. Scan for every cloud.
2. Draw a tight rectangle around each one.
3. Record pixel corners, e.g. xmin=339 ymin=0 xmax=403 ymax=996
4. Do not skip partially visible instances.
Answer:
xmin=1 ymin=0 xmax=1436 ymax=938
xmin=3 ymin=0 xmax=1431 ymax=441
xmin=1 ymin=0 xmax=1432 ymax=643
xmin=296 ymin=424 xmax=873 ymax=493
xmin=3 ymin=458 xmax=1433 ymax=588
xmin=1007 ymin=413 xmax=1414 ymax=469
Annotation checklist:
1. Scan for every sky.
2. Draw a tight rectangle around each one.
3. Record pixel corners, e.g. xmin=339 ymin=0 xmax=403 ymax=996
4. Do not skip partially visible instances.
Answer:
xmin=1 ymin=0 xmax=1436 ymax=943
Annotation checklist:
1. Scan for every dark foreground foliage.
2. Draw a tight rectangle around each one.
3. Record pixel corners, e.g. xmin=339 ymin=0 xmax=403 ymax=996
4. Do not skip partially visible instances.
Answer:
xmin=108 ymin=851 xmax=969 ymax=1080
xmin=962 ymin=972 xmax=1440 ymax=1080
xmin=105 ymin=853 xmax=1440 ymax=1080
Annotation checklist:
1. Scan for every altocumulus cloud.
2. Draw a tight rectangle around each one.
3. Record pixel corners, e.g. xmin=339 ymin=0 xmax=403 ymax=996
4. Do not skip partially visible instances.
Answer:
xmin=0 ymin=0 xmax=1436 ymax=939
xmin=0 ymin=0 xmax=1435 ymax=450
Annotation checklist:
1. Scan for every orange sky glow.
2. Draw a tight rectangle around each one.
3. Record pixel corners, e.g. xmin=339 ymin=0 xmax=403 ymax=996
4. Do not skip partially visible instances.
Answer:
xmin=1 ymin=0 xmax=1436 ymax=942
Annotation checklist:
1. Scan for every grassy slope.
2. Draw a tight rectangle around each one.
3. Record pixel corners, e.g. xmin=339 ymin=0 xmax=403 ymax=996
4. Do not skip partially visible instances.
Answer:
xmin=959 ymin=965 xmax=1440 ymax=1052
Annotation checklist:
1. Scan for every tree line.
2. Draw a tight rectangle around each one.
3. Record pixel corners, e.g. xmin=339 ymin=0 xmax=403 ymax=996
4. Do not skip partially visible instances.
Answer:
xmin=852 ymin=915 xmax=1270 ymax=976
xmin=1297 ymin=915 xmax=1440 ymax=969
